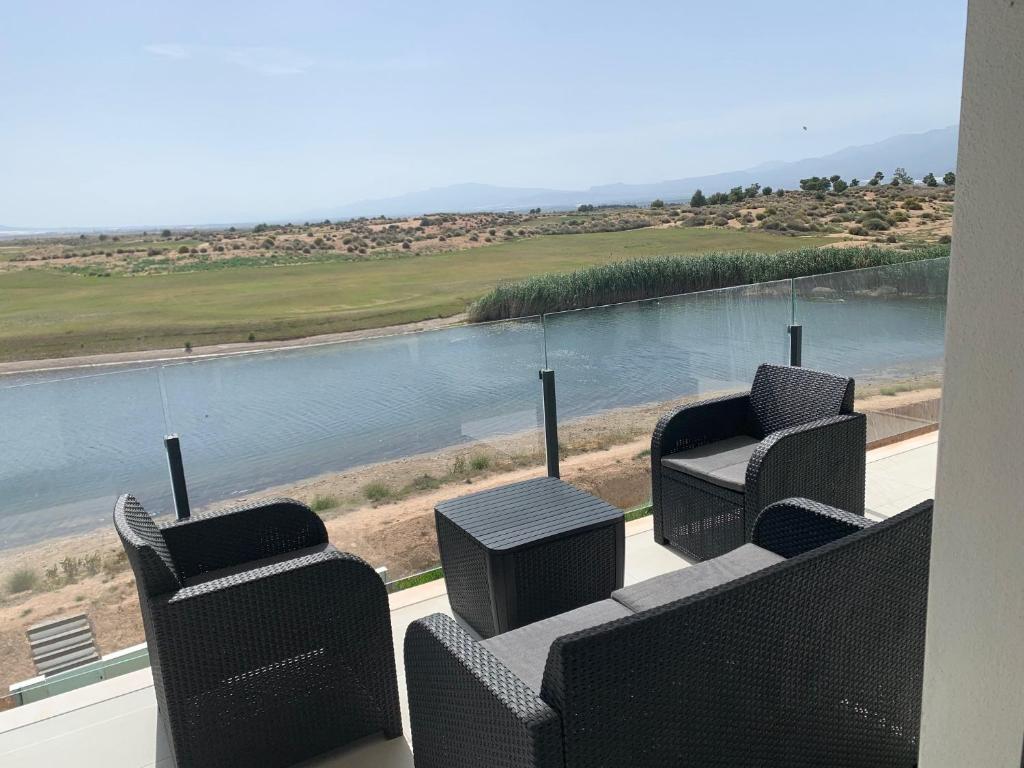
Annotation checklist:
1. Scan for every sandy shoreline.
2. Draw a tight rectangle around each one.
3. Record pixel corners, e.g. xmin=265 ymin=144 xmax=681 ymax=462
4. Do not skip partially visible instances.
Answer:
xmin=0 ymin=313 xmax=469 ymax=376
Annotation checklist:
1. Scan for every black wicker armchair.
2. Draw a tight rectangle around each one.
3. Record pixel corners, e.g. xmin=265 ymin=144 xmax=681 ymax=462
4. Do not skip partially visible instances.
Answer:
xmin=651 ymin=362 xmax=867 ymax=560
xmin=114 ymin=494 xmax=401 ymax=768
xmin=405 ymin=497 xmax=933 ymax=768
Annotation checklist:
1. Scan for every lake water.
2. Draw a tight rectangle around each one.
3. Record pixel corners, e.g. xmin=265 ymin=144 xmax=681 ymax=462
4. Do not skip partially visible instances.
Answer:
xmin=0 ymin=271 xmax=947 ymax=549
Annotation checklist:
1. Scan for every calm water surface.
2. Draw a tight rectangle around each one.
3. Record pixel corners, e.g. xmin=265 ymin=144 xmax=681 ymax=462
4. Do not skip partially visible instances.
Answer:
xmin=0 ymin=286 xmax=945 ymax=548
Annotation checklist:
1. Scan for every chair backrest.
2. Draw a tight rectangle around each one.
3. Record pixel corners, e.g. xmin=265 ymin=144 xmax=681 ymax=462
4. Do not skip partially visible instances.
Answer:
xmin=541 ymin=501 xmax=932 ymax=768
xmin=113 ymin=494 xmax=181 ymax=596
xmin=749 ymin=363 xmax=855 ymax=437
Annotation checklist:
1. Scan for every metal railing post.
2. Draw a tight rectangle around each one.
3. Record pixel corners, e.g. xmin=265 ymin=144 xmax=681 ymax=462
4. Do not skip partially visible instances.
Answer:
xmin=163 ymin=434 xmax=191 ymax=520
xmin=788 ymin=324 xmax=803 ymax=367
xmin=539 ymin=369 xmax=560 ymax=478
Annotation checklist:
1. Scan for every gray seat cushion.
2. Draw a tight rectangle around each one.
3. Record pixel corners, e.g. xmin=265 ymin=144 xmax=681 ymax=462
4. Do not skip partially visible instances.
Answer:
xmin=612 ymin=543 xmax=784 ymax=612
xmin=479 ymin=599 xmax=634 ymax=692
xmin=661 ymin=435 xmax=761 ymax=491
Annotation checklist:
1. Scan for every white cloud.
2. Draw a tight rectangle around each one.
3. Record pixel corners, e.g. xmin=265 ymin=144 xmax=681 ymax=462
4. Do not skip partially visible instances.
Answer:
xmin=143 ymin=43 xmax=313 ymax=76
xmin=144 ymin=43 xmax=190 ymax=60
xmin=219 ymin=46 xmax=313 ymax=76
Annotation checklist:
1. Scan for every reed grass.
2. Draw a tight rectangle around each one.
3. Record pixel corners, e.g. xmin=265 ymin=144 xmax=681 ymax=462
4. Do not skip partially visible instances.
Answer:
xmin=467 ymin=245 xmax=949 ymax=321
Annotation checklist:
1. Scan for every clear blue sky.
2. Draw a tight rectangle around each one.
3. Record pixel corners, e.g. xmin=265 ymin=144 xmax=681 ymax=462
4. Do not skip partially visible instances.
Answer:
xmin=1 ymin=0 xmax=968 ymax=228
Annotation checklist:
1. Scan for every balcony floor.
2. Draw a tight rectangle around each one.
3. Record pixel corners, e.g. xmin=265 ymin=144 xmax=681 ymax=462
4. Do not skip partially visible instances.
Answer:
xmin=0 ymin=432 xmax=938 ymax=768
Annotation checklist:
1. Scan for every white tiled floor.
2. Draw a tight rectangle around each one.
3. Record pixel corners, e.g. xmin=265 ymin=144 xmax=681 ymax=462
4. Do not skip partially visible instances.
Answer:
xmin=0 ymin=433 xmax=938 ymax=768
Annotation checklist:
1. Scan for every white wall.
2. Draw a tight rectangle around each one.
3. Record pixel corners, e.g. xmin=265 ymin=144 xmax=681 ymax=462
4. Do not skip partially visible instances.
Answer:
xmin=918 ymin=1 xmax=1024 ymax=765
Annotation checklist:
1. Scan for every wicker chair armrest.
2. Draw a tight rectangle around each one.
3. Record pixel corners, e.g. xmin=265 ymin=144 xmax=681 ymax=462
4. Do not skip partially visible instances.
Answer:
xmin=743 ymin=413 xmax=867 ymax=537
xmin=161 ymin=497 xmax=327 ymax=578
xmin=752 ymin=497 xmax=873 ymax=557
xmin=404 ymin=613 xmax=563 ymax=768
xmin=651 ymin=392 xmax=752 ymax=461
xmin=152 ymin=548 xmax=394 ymax=691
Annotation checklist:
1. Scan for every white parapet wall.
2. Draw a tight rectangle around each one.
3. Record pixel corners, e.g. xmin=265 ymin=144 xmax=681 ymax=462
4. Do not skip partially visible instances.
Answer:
xmin=918 ymin=1 xmax=1024 ymax=766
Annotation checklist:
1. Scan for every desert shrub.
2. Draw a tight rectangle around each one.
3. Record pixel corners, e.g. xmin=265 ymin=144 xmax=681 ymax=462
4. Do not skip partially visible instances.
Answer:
xmin=755 ymin=212 xmax=767 ymax=221
xmin=409 ymin=474 xmax=441 ymax=492
xmin=310 ymin=494 xmax=339 ymax=512
xmin=470 ymin=455 xmax=491 ymax=472
xmin=102 ymin=550 xmax=128 ymax=578
xmin=363 ymin=482 xmax=392 ymax=502
xmin=177 ymin=245 xmax=189 ymax=254
xmin=5 ymin=567 xmax=40 ymax=594
xmin=849 ymin=225 xmax=868 ymax=236
xmin=906 ymin=201 xmax=923 ymax=210
xmin=59 ymin=556 xmax=81 ymax=583
xmin=712 ymin=216 xmax=729 ymax=226
xmin=82 ymin=552 xmax=102 ymax=577
xmin=939 ymin=234 xmax=952 ymax=244
xmin=861 ymin=217 xmax=890 ymax=231
xmin=450 ymin=456 xmax=467 ymax=475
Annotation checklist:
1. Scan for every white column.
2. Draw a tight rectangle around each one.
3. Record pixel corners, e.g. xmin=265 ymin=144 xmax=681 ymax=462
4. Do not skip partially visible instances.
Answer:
xmin=918 ymin=1 xmax=1024 ymax=766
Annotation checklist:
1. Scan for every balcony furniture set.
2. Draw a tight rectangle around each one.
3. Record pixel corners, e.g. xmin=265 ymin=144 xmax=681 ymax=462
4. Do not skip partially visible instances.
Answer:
xmin=115 ymin=363 xmax=921 ymax=767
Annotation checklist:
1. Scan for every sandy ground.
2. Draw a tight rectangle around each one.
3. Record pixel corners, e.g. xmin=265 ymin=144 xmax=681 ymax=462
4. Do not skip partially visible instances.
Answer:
xmin=0 ymin=383 xmax=941 ymax=696
xmin=0 ymin=313 xmax=469 ymax=377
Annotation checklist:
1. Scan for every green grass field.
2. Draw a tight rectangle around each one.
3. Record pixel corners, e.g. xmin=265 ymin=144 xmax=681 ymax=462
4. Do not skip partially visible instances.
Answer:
xmin=0 ymin=227 xmax=830 ymax=361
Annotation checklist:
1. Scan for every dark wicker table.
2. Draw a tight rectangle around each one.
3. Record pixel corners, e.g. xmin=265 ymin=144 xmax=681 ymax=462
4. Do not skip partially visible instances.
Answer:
xmin=435 ymin=476 xmax=625 ymax=639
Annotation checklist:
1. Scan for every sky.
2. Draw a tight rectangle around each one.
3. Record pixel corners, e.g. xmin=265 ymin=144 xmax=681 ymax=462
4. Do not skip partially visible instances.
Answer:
xmin=1 ymin=0 xmax=968 ymax=228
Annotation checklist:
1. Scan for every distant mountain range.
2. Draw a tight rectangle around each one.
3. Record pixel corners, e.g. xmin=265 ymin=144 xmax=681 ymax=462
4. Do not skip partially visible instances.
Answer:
xmin=2 ymin=126 xmax=958 ymax=233
xmin=312 ymin=125 xmax=958 ymax=219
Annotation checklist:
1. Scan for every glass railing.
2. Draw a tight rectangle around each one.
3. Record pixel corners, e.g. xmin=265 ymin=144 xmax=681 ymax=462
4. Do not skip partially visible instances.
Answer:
xmin=158 ymin=317 xmax=548 ymax=581
xmin=0 ymin=257 xmax=947 ymax=705
xmin=793 ymin=257 xmax=947 ymax=446
xmin=542 ymin=279 xmax=792 ymax=507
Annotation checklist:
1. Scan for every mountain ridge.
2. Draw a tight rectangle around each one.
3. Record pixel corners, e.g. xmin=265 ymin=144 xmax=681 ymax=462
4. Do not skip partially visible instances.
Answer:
xmin=313 ymin=125 xmax=957 ymax=219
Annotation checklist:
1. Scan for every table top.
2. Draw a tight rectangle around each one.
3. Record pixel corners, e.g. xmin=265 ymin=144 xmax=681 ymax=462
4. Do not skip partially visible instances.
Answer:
xmin=435 ymin=476 xmax=623 ymax=552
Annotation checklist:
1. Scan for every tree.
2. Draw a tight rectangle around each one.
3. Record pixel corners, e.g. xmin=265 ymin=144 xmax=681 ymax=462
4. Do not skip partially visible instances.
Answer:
xmin=829 ymin=174 xmax=841 ymax=186
xmin=160 ymin=229 xmax=172 ymax=238
xmin=775 ymin=187 xmax=785 ymax=197
xmin=744 ymin=183 xmax=761 ymax=198
xmin=577 ymin=204 xmax=595 ymax=212
xmin=922 ymin=172 xmax=938 ymax=187
xmin=689 ymin=189 xmax=707 ymax=207
xmin=850 ymin=178 xmax=860 ymax=187
xmin=943 ymin=171 xmax=956 ymax=185
xmin=832 ymin=178 xmax=849 ymax=193
xmin=892 ymin=167 xmax=914 ymax=186
xmin=799 ymin=176 xmax=831 ymax=192
xmin=868 ymin=171 xmax=885 ymax=186
xmin=728 ymin=186 xmax=745 ymax=202
xmin=707 ymin=191 xmax=728 ymax=205
xmin=762 ymin=186 xmax=773 ymax=196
